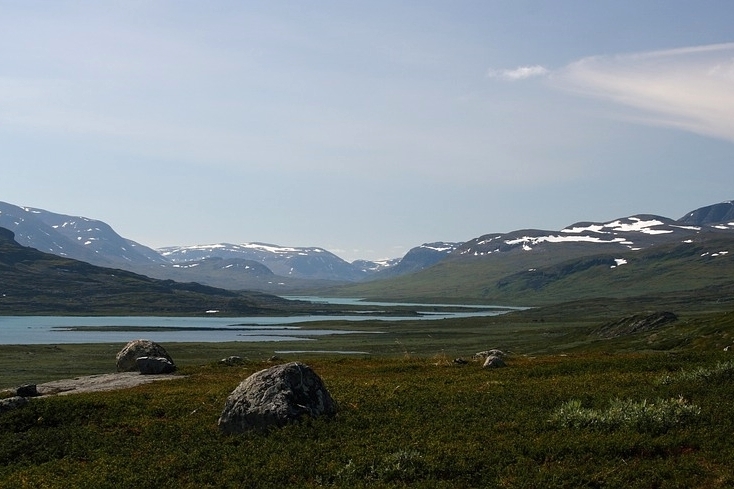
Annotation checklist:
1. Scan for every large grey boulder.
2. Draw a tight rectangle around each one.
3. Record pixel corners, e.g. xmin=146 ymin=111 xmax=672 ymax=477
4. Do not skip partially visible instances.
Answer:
xmin=116 ymin=339 xmax=175 ymax=372
xmin=136 ymin=356 xmax=176 ymax=375
xmin=218 ymin=362 xmax=337 ymax=434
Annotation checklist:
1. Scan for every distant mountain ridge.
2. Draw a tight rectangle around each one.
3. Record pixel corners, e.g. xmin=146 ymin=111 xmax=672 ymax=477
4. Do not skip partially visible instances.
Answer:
xmin=335 ymin=200 xmax=734 ymax=304
xmin=158 ymin=242 xmax=366 ymax=281
xmin=1 ymin=199 xmax=733 ymax=297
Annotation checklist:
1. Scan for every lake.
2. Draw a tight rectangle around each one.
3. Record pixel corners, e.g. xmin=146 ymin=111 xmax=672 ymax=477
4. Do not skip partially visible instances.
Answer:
xmin=0 ymin=297 xmax=518 ymax=345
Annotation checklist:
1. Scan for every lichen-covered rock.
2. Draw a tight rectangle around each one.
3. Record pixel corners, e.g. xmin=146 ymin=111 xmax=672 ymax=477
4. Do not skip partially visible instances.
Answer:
xmin=482 ymin=355 xmax=507 ymax=369
xmin=116 ymin=339 xmax=175 ymax=372
xmin=473 ymin=349 xmax=506 ymax=360
xmin=136 ymin=356 xmax=176 ymax=375
xmin=0 ymin=396 xmax=29 ymax=413
xmin=218 ymin=362 xmax=336 ymax=434
xmin=219 ymin=356 xmax=245 ymax=366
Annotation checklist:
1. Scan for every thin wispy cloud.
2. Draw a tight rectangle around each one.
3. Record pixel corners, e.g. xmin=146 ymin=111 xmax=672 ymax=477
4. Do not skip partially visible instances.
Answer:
xmin=551 ymin=43 xmax=734 ymax=143
xmin=487 ymin=65 xmax=549 ymax=81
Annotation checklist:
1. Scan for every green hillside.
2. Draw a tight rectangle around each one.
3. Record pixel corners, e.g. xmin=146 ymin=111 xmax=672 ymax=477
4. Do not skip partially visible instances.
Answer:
xmin=0 ymin=227 xmax=307 ymax=315
xmin=329 ymin=235 xmax=734 ymax=305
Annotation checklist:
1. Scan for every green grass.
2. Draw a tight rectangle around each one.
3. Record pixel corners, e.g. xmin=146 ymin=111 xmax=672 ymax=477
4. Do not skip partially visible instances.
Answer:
xmin=2 ymin=352 xmax=734 ymax=487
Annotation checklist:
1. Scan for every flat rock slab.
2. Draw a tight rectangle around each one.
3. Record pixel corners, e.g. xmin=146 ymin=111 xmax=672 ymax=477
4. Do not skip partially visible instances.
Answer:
xmin=34 ymin=372 xmax=184 ymax=396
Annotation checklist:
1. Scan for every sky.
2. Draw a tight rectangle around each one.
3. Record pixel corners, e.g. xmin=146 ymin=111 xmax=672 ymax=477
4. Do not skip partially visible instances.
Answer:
xmin=1 ymin=1 xmax=733 ymax=262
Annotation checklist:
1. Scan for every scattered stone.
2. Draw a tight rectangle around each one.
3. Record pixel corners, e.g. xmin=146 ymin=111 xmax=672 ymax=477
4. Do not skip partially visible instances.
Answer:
xmin=136 ymin=356 xmax=176 ymax=375
xmin=268 ymin=355 xmax=282 ymax=362
xmin=0 ymin=396 xmax=29 ymax=413
xmin=483 ymin=355 xmax=507 ymax=369
xmin=452 ymin=358 xmax=468 ymax=365
xmin=16 ymin=384 xmax=39 ymax=397
xmin=116 ymin=339 xmax=175 ymax=372
xmin=218 ymin=362 xmax=337 ymax=434
xmin=219 ymin=356 xmax=245 ymax=366
xmin=725 ymin=346 xmax=732 ymax=352
xmin=473 ymin=349 xmax=506 ymax=360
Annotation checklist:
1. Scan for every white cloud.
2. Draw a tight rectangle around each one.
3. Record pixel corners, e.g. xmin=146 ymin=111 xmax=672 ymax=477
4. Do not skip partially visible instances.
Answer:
xmin=487 ymin=65 xmax=549 ymax=81
xmin=551 ymin=43 xmax=734 ymax=143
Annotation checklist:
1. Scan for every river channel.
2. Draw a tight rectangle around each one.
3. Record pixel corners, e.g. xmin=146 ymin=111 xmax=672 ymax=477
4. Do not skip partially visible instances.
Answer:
xmin=0 ymin=297 xmax=519 ymax=345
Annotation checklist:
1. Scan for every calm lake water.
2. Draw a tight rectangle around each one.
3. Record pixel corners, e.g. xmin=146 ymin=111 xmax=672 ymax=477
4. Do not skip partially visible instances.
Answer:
xmin=0 ymin=297 xmax=517 ymax=345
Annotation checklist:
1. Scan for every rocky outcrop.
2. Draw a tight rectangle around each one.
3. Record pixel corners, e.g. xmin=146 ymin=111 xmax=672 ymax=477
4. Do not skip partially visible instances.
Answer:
xmin=218 ymin=362 xmax=337 ymax=434
xmin=594 ymin=312 xmax=678 ymax=339
xmin=116 ymin=339 xmax=175 ymax=372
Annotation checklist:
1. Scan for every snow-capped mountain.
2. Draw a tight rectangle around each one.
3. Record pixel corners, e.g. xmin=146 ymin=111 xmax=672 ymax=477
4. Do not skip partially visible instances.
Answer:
xmin=457 ymin=213 xmax=733 ymax=257
xmin=352 ymin=258 xmax=401 ymax=274
xmin=2 ymin=199 xmax=733 ymax=295
xmin=368 ymin=242 xmax=462 ymax=279
xmin=158 ymin=242 xmax=368 ymax=281
xmin=0 ymin=201 xmax=167 ymax=268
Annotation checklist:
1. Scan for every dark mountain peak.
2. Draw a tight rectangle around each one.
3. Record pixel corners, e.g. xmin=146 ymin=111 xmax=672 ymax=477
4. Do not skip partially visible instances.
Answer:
xmin=678 ymin=201 xmax=734 ymax=226
xmin=0 ymin=227 xmax=16 ymax=242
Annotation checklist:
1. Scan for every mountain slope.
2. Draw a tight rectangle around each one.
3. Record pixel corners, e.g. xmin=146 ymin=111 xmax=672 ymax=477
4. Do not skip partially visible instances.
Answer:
xmin=0 ymin=227 xmax=305 ymax=315
xmin=0 ymin=202 xmax=166 ymax=269
xmin=366 ymin=242 xmax=461 ymax=280
xmin=330 ymin=203 xmax=734 ymax=304
xmin=678 ymin=200 xmax=734 ymax=226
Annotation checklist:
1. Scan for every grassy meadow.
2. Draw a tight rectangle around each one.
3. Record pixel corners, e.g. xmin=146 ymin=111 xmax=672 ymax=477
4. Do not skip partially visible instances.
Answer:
xmin=2 ymin=352 xmax=734 ymax=488
xmin=2 ymin=303 xmax=734 ymax=487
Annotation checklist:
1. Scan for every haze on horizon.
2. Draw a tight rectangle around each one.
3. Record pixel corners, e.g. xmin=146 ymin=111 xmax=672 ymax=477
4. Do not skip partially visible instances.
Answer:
xmin=1 ymin=1 xmax=733 ymax=262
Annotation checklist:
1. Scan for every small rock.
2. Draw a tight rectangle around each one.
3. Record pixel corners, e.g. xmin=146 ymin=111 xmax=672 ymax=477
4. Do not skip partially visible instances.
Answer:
xmin=452 ymin=358 xmax=468 ymax=365
xmin=0 ymin=396 xmax=29 ymax=413
xmin=136 ymin=356 xmax=176 ymax=375
xmin=219 ymin=356 xmax=244 ymax=366
xmin=473 ymin=349 xmax=506 ymax=360
xmin=483 ymin=355 xmax=507 ymax=369
xmin=16 ymin=384 xmax=39 ymax=397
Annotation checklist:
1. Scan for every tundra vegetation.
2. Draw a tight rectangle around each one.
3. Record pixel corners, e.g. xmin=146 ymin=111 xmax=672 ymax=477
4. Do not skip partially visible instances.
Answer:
xmin=2 ymin=299 xmax=734 ymax=487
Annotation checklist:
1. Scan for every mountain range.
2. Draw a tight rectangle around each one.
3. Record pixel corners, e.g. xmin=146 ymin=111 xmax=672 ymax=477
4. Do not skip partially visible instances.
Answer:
xmin=0 ymin=201 xmax=460 ymax=291
xmin=1 ymin=200 xmax=733 ymax=302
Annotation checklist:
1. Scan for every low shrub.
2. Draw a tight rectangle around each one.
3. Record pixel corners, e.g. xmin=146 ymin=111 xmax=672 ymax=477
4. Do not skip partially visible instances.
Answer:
xmin=658 ymin=360 xmax=734 ymax=385
xmin=550 ymin=397 xmax=701 ymax=434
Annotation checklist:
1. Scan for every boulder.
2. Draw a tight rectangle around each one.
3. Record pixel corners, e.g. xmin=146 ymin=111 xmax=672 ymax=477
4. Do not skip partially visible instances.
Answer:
xmin=219 ymin=356 xmax=245 ymax=366
xmin=116 ymin=339 xmax=175 ymax=372
xmin=482 ymin=355 xmax=506 ymax=369
xmin=0 ymin=396 xmax=29 ymax=413
xmin=218 ymin=362 xmax=337 ymax=434
xmin=136 ymin=356 xmax=176 ymax=375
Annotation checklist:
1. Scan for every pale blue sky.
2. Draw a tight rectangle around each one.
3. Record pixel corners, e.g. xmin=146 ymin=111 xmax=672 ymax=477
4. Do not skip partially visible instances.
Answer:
xmin=2 ymin=1 xmax=733 ymax=261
